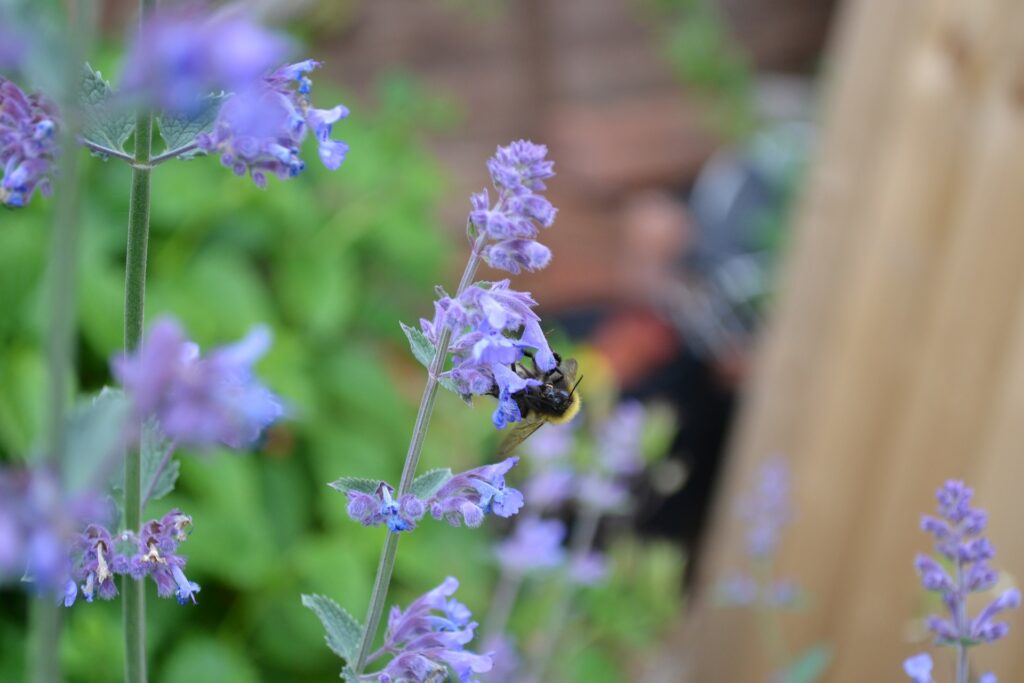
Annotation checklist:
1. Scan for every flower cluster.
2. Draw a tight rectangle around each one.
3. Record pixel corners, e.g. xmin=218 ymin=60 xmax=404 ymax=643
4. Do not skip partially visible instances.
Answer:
xmin=914 ymin=481 xmax=1019 ymax=646
xmin=495 ymin=517 xmax=565 ymax=576
xmin=368 ymin=577 xmax=492 ymax=683
xmin=122 ymin=9 xmax=289 ymax=112
xmin=0 ymin=467 xmax=94 ymax=597
xmin=65 ymin=509 xmax=200 ymax=607
xmin=421 ymin=281 xmax=555 ymax=429
xmin=738 ymin=456 xmax=791 ymax=558
xmin=716 ymin=457 xmax=801 ymax=609
xmin=112 ymin=317 xmax=283 ymax=450
xmin=197 ymin=60 xmax=349 ymax=187
xmin=0 ymin=77 xmax=59 ymax=208
xmin=428 ymin=458 xmax=525 ymax=527
xmin=345 ymin=482 xmax=425 ymax=533
xmin=341 ymin=458 xmax=525 ymax=532
xmin=471 ymin=140 xmax=557 ymax=274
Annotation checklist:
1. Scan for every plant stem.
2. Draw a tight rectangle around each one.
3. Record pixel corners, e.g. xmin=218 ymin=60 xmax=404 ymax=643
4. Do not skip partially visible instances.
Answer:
xmin=955 ymin=560 xmax=968 ymax=683
xmin=752 ymin=558 xmax=789 ymax=675
xmin=123 ymin=4 xmax=157 ymax=681
xmin=532 ymin=507 xmax=602 ymax=682
xmin=482 ymin=569 xmax=523 ymax=644
xmin=353 ymin=233 xmax=487 ymax=675
xmin=28 ymin=0 xmax=93 ymax=678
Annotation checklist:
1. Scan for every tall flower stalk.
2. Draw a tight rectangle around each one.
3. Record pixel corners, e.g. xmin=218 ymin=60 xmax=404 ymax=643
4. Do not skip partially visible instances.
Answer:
xmin=121 ymin=3 xmax=157 ymax=679
xmin=348 ymin=140 xmax=558 ymax=677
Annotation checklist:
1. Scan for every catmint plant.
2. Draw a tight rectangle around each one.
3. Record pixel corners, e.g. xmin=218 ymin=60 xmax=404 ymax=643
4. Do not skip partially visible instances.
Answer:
xmin=715 ymin=457 xmax=831 ymax=683
xmin=903 ymin=481 xmax=1019 ymax=683
xmin=302 ymin=140 xmax=559 ymax=682
xmin=1 ymin=4 xmax=344 ymax=682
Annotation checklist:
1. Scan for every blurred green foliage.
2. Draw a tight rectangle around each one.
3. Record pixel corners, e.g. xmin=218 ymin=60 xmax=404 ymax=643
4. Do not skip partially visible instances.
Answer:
xmin=640 ymin=0 xmax=757 ymax=140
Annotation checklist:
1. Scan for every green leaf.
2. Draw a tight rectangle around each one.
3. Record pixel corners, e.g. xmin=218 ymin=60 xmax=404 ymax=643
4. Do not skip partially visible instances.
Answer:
xmin=80 ymin=64 xmax=134 ymax=153
xmin=62 ymin=388 xmax=128 ymax=494
xmin=399 ymin=322 xmax=459 ymax=394
xmin=140 ymin=420 xmax=178 ymax=503
xmin=327 ymin=477 xmax=381 ymax=495
xmin=780 ymin=643 xmax=832 ymax=683
xmin=409 ymin=468 xmax=451 ymax=499
xmin=157 ymin=93 xmax=225 ymax=157
xmin=300 ymin=594 xmax=363 ymax=663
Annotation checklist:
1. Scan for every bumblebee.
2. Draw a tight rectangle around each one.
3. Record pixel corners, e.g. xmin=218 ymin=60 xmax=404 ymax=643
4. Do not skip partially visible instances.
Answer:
xmin=495 ymin=352 xmax=581 ymax=456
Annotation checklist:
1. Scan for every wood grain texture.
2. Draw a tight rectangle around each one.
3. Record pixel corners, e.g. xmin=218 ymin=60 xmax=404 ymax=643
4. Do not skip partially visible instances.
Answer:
xmin=676 ymin=0 xmax=1024 ymax=681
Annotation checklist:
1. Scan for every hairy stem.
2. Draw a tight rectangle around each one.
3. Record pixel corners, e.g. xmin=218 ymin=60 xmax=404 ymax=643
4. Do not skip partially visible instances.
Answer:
xmin=532 ymin=508 xmax=601 ymax=682
xmin=28 ymin=1 xmax=93 ymax=679
xmin=353 ymin=233 xmax=487 ymax=675
xmin=955 ymin=560 xmax=968 ymax=683
xmin=123 ymin=3 xmax=157 ymax=681
xmin=482 ymin=569 xmax=523 ymax=644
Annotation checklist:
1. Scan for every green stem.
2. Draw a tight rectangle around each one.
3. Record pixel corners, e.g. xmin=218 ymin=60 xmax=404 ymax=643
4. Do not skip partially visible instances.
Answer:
xmin=28 ymin=0 xmax=93 ymax=678
xmin=482 ymin=568 xmax=523 ymax=644
xmin=353 ymin=233 xmax=487 ymax=675
xmin=532 ymin=507 xmax=601 ymax=682
xmin=123 ymin=1 xmax=156 ymax=676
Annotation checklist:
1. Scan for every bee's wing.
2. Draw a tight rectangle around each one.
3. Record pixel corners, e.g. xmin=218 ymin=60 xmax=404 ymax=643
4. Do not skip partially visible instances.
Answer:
xmin=560 ymin=358 xmax=578 ymax=387
xmin=497 ymin=414 xmax=547 ymax=457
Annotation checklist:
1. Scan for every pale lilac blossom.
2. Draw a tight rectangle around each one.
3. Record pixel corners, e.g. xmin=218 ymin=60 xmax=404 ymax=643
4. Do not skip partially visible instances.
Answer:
xmin=495 ymin=517 xmax=565 ymax=575
xmin=0 ymin=77 xmax=59 ymax=208
xmin=343 ymin=482 xmax=425 ymax=533
xmin=428 ymin=457 xmax=524 ymax=527
xmin=371 ymin=577 xmax=492 ymax=683
xmin=112 ymin=317 xmax=283 ymax=450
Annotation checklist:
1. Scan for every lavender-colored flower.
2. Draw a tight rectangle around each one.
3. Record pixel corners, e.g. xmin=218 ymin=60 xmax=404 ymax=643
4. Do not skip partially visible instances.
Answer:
xmin=916 ymin=481 xmax=1019 ymax=647
xmin=127 ymin=509 xmax=200 ymax=604
xmin=428 ymin=457 xmax=524 ymax=527
xmin=523 ymin=467 xmax=575 ymax=511
xmin=576 ymin=472 xmax=629 ymax=513
xmin=0 ymin=23 xmax=24 ymax=71
xmin=345 ymin=482 xmax=425 ymax=533
xmin=421 ymin=280 xmax=556 ymax=428
xmin=73 ymin=525 xmax=123 ymax=603
xmin=480 ymin=635 xmax=521 ymax=683
xmin=715 ymin=572 xmax=759 ymax=607
xmin=112 ymin=317 xmax=283 ymax=450
xmin=0 ymin=77 xmax=59 ymax=208
xmin=596 ymin=401 xmax=646 ymax=476
xmin=197 ymin=60 xmax=349 ymax=187
xmin=738 ymin=457 xmax=790 ymax=558
xmin=471 ymin=140 xmax=557 ymax=274
xmin=569 ymin=551 xmax=608 ymax=586
xmin=495 ymin=517 xmax=565 ymax=575
xmin=903 ymin=653 xmax=934 ymax=683
xmin=122 ymin=9 xmax=289 ymax=112
xmin=372 ymin=577 xmax=492 ymax=683
xmin=522 ymin=423 xmax=574 ymax=461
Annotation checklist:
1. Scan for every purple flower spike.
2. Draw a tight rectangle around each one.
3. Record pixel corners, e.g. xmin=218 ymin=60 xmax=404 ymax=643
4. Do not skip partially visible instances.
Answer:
xmin=122 ymin=9 xmax=289 ymax=112
xmin=913 ymin=480 xmax=1019 ymax=658
xmin=469 ymin=140 xmax=556 ymax=275
xmin=428 ymin=457 xmax=524 ymax=527
xmin=197 ymin=60 xmax=348 ymax=186
xmin=420 ymin=280 xmax=556 ymax=429
xmin=739 ymin=457 xmax=791 ymax=558
xmin=374 ymin=577 xmax=492 ymax=683
xmin=127 ymin=509 xmax=200 ymax=603
xmin=495 ymin=517 xmax=565 ymax=575
xmin=344 ymin=482 xmax=425 ymax=533
xmin=0 ymin=77 xmax=60 ymax=208
xmin=112 ymin=317 xmax=283 ymax=450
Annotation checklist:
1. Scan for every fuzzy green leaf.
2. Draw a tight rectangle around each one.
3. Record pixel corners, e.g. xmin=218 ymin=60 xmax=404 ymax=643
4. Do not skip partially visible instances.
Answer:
xmin=399 ymin=322 xmax=459 ymax=394
xmin=410 ymin=468 xmax=452 ymax=499
xmin=141 ymin=421 xmax=179 ymax=503
xmin=79 ymin=64 xmax=134 ymax=153
xmin=157 ymin=93 xmax=225 ymax=157
xmin=62 ymin=387 xmax=128 ymax=494
xmin=300 ymin=594 xmax=362 ymax=663
xmin=328 ymin=477 xmax=381 ymax=496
